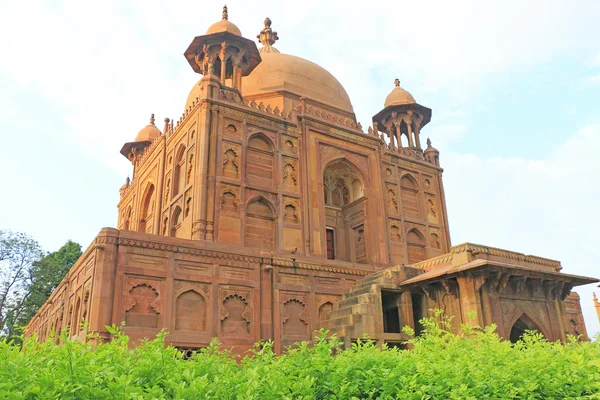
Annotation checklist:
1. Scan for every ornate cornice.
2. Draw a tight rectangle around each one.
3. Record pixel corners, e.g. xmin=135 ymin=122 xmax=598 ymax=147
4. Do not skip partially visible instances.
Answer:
xmin=271 ymin=258 xmax=371 ymax=276
xmin=117 ymin=238 xmax=263 ymax=263
xmin=452 ymin=243 xmax=562 ymax=270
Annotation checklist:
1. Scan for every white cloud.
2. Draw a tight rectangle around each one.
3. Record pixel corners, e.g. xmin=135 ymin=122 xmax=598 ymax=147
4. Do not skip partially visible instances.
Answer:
xmin=442 ymin=123 xmax=600 ymax=336
xmin=584 ymin=74 xmax=600 ymax=86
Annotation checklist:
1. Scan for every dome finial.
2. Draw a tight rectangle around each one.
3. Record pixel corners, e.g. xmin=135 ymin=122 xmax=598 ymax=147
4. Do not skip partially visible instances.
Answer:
xmin=150 ymin=113 xmax=155 ymax=125
xmin=222 ymin=5 xmax=228 ymax=20
xmin=394 ymin=78 xmax=400 ymax=88
xmin=257 ymin=17 xmax=280 ymax=53
xmin=427 ymin=137 xmax=432 ymax=148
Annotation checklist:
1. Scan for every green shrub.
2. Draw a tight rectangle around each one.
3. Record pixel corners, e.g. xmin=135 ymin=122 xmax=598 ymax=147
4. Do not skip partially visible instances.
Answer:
xmin=1 ymin=313 xmax=599 ymax=399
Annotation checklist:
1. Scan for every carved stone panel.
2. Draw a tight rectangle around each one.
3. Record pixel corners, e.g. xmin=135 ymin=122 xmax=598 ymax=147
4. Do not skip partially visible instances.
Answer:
xmin=426 ymin=195 xmax=438 ymax=224
xmin=282 ymin=157 xmax=299 ymax=190
xmin=174 ymin=284 xmax=208 ymax=332
xmin=385 ymin=184 xmax=399 ymax=215
xmin=123 ymin=278 xmax=164 ymax=328
xmin=220 ymin=184 xmax=240 ymax=213
xmin=219 ymin=286 xmax=252 ymax=337
xmin=282 ymin=135 xmax=298 ymax=154
xmin=222 ymin=142 xmax=241 ymax=179
xmin=283 ymin=197 xmax=300 ymax=224
xmin=223 ymin=118 xmax=242 ymax=138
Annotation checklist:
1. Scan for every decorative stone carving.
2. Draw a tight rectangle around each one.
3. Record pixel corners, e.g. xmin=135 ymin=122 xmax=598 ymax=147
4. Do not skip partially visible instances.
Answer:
xmin=426 ymin=197 xmax=438 ymax=224
xmin=220 ymin=185 xmax=240 ymax=212
xmin=386 ymin=186 xmax=399 ymax=214
xmin=220 ymin=290 xmax=252 ymax=336
xmin=390 ymin=224 xmax=402 ymax=242
xmin=222 ymin=142 xmax=241 ymax=179
xmin=123 ymin=280 xmax=162 ymax=328
xmin=282 ymin=298 xmax=309 ymax=336
xmin=283 ymin=197 xmax=299 ymax=223
xmin=186 ymin=153 xmax=194 ymax=184
xmin=282 ymin=157 xmax=298 ymax=187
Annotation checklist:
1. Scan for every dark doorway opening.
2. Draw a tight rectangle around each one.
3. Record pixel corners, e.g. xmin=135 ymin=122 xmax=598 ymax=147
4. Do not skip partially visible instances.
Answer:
xmin=382 ymin=290 xmax=401 ymax=333
xmin=412 ymin=293 xmax=425 ymax=336
xmin=326 ymin=228 xmax=335 ymax=260
xmin=509 ymin=314 xmax=541 ymax=343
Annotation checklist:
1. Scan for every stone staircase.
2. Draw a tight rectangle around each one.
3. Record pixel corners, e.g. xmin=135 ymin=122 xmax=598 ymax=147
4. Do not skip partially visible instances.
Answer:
xmin=323 ymin=265 xmax=419 ymax=346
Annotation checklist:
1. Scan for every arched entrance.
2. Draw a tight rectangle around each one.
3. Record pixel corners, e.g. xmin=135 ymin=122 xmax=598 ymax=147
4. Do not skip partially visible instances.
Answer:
xmin=323 ymin=159 xmax=366 ymax=262
xmin=509 ymin=313 xmax=542 ymax=343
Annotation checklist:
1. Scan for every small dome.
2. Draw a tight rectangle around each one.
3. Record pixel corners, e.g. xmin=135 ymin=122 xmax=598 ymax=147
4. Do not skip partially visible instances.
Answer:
xmin=243 ymin=52 xmax=354 ymax=113
xmin=206 ymin=6 xmax=241 ymax=36
xmin=135 ymin=114 xmax=161 ymax=142
xmin=206 ymin=19 xmax=242 ymax=36
xmin=424 ymin=138 xmax=438 ymax=153
xmin=384 ymin=79 xmax=416 ymax=108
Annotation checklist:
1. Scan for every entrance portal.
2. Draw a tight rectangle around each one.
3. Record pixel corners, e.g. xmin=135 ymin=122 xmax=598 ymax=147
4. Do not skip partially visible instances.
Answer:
xmin=509 ymin=314 xmax=542 ymax=343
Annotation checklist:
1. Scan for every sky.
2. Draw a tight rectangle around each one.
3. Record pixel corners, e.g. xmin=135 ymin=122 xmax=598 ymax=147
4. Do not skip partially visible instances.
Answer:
xmin=1 ymin=0 xmax=600 ymax=335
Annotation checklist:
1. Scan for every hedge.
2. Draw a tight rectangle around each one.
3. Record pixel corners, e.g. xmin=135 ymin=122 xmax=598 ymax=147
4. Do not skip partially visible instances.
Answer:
xmin=1 ymin=312 xmax=599 ymax=399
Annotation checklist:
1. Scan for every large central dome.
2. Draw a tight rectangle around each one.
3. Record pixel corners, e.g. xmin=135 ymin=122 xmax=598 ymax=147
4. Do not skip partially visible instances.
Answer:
xmin=242 ymin=52 xmax=354 ymax=114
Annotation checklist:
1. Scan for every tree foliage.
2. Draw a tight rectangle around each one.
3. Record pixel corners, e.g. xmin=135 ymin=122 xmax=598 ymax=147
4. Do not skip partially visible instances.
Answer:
xmin=0 ymin=231 xmax=81 ymax=340
xmin=1 ymin=313 xmax=599 ymax=399
xmin=0 ymin=230 xmax=43 ymax=338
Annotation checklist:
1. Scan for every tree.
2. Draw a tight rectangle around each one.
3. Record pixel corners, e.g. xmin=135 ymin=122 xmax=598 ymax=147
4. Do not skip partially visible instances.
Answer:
xmin=15 ymin=241 xmax=82 ymax=331
xmin=0 ymin=230 xmax=43 ymax=338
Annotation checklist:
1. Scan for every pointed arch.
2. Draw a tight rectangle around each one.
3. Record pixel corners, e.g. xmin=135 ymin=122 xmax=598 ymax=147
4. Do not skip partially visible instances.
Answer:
xmin=323 ymin=158 xmax=366 ymax=206
xmin=138 ymin=183 xmax=155 ymax=233
xmin=245 ymin=196 xmax=275 ymax=249
xmin=246 ymin=133 xmax=275 ymax=186
xmin=400 ymin=174 xmax=420 ymax=219
xmin=406 ymin=228 xmax=426 ymax=264
xmin=509 ymin=313 xmax=546 ymax=343
xmin=172 ymin=144 xmax=186 ymax=198
xmin=170 ymin=206 xmax=183 ymax=238
xmin=73 ymin=297 xmax=81 ymax=334
xmin=318 ymin=301 xmax=334 ymax=329
xmin=123 ymin=205 xmax=132 ymax=231
xmin=175 ymin=289 xmax=207 ymax=332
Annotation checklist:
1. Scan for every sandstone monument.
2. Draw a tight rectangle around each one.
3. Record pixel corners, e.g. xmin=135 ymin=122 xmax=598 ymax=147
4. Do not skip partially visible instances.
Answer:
xmin=26 ymin=7 xmax=597 ymax=352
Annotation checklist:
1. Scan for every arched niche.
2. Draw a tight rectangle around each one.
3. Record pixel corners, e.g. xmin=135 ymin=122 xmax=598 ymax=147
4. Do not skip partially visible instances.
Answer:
xmin=318 ymin=301 xmax=334 ymax=329
xmin=124 ymin=205 xmax=132 ymax=231
xmin=245 ymin=196 xmax=275 ymax=249
xmin=400 ymin=174 xmax=420 ymax=219
xmin=323 ymin=159 xmax=365 ymax=207
xmin=170 ymin=206 xmax=183 ymax=238
xmin=175 ymin=290 xmax=207 ymax=332
xmin=323 ymin=159 xmax=367 ymax=262
xmin=406 ymin=228 xmax=426 ymax=264
xmin=246 ymin=133 xmax=274 ymax=187
xmin=138 ymin=183 xmax=155 ymax=233
xmin=509 ymin=313 xmax=545 ymax=343
xmin=172 ymin=145 xmax=186 ymax=198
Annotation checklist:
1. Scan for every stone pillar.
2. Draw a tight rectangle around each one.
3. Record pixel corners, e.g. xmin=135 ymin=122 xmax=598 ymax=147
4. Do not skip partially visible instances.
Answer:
xmin=406 ymin=118 xmax=415 ymax=148
xmin=205 ymin=105 xmax=220 ymax=241
xmin=88 ymin=228 xmax=119 ymax=342
xmin=260 ymin=264 xmax=274 ymax=340
xmin=456 ymin=274 xmax=484 ymax=327
xmin=414 ymin=122 xmax=421 ymax=150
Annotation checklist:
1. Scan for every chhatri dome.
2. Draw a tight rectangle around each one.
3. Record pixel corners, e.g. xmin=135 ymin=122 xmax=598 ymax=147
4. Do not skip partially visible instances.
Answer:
xmin=184 ymin=14 xmax=354 ymax=114
xmin=384 ymin=78 xmax=416 ymax=107
xmin=205 ymin=5 xmax=242 ymax=36
xmin=134 ymin=114 xmax=161 ymax=142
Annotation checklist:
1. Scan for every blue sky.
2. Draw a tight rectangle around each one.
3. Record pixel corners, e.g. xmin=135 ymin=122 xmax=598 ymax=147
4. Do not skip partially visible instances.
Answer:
xmin=1 ymin=0 xmax=600 ymax=336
